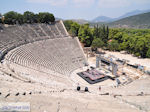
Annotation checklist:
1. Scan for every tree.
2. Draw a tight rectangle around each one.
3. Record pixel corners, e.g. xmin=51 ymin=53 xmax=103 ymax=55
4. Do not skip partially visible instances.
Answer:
xmin=16 ymin=13 xmax=23 ymax=24
xmin=102 ymin=25 xmax=109 ymax=45
xmin=135 ymin=37 xmax=147 ymax=58
xmin=78 ymin=24 xmax=93 ymax=47
xmin=113 ymin=32 xmax=123 ymax=43
xmin=63 ymin=20 xmax=80 ymax=37
xmin=93 ymin=24 xmax=109 ymax=46
xmin=120 ymin=33 xmax=130 ymax=50
xmin=101 ymin=25 xmax=106 ymax=43
xmin=63 ymin=20 xmax=74 ymax=31
xmin=146 ymin=48 xmax=150 ymax=58
xmin=34 ymin=14 xmax=39 ymax=23
xmin=3 ymin=11 xmax=19 ymax=24
xmin=0 ymin=13 xmax=2 ymax=23
xmin=69 ymin=22 xmax=80 ymax=37
xmin=1 ymin=11 xmax=55 ymax=24
xmin=23 ymin=11 xmax=36 ymax=23
xmin=106 ymin=26 xmax=109 ymax=40
xmin=93 ymin=25 xmax=101 ymax=39
xmin=109 ymin=28 xmax=119 ymax=39
xmin=107 ymin=40 xmax=120 ymax=51
xmin=91 ymin=38 xmax=104 ymax=49
xmin=38 ymin=12 xmax=55 ymax=23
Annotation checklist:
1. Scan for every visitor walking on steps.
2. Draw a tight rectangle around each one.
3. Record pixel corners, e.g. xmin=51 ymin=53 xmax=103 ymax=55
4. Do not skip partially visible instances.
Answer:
xmin=85 ymin=87 xmax=89 ymax=92
xmin=99 ymin=86 xmax=101 ymax=91
xmin=77 ymin=83 xmax=80 ymax=91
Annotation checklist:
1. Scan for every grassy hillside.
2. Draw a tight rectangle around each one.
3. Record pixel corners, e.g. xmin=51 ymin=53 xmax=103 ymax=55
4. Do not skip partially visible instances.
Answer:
xmin=108 ymin=12 xmax=150 ymax=29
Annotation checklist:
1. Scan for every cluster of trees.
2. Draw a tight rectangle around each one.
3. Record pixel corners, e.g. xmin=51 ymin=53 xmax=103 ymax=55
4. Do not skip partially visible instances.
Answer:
xmin=108 ymin=28 xmax=150 ymax=58
xmin=92 ymin=25 xmax=109 ymax=49
xmin=64 ymin=20 xmax=109 ymax=47
xmin=64 ymin=20 xmax=150 ymax=58
xmin=0 ymin=11 xmax=55 ymax=24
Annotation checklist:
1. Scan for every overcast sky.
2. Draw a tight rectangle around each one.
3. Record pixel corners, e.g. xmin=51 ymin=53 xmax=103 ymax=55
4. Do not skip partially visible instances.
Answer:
xmin=1 ymin=0 xmax=150 ymax=20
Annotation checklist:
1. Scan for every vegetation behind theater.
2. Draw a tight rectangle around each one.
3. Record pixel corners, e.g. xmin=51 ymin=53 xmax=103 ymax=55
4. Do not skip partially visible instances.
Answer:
xmin=0 ymin=11 xmax=150 ymax=58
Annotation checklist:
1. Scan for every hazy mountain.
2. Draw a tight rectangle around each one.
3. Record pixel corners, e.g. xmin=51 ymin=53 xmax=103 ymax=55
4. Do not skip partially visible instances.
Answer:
xmin=92 ymin=9 xmax=150 ymax=23
xmin=108 ymin=12 xmax=150 ymax=29
xmin=92 ymin=16 xmax=113 ymax=23
xmin=116 ymin=9 xmax=150 ymax=20
xmin=69 ymin=19 xmax=89 ymax=24
xmin=55 ymin=17 xmax=63 ymax=21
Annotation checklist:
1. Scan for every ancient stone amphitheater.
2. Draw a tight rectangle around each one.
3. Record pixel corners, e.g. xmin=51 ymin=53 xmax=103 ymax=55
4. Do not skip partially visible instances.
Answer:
xmin=0 ymin=21 xmax=87 ymax=87
xmin=0 ymin=21 xmax=150 ymax=112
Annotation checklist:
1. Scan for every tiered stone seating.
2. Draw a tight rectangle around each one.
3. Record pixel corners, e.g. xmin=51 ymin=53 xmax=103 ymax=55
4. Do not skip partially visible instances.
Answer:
xmin=30 ymin=24 xmax=46 ymax=37
xmin=55 ymin=21 xmax=68 ymax=36
xmin=5 ymin=37 xmax=86 ymax=76
xmin=22 ymin=24 xmax=38 ymax=39
xmin=49 ymin=23 xmax=60 ymax=36
xmin=9 ymin=26 xmax=31 ymax=42
xmin=39 ymin=24 xmax=54 ymax=38
xmin=1 ymin=20 xmax=86 ymax=76
xmin=0 ymin=21 xmax=68 ymax=60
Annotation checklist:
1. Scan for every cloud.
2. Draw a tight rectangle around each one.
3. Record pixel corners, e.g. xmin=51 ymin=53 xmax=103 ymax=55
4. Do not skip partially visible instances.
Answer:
xmin=133 ymin=0 xmax=150 ymax=5
xmin=26 ymin=0 xmax=68 ymax=6
xmin=72 ymin=0 xmax=95 ymax=7
xmin=98 ymin=0 xmax=150 ymax=8
xmin=98 ymin=0 xmax=130 ymax=8
xmin=26 ymin=0 xmax=95 ymax=7
xmin=135 ymin=0 xmax=150 ymax=4
xmin=26 ymin=0 xmax=150 ymax=7
xmin=73 ymin=0 xmax=94 ymax=4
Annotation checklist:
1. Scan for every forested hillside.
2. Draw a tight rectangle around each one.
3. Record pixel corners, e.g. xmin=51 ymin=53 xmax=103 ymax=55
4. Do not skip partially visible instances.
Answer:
xmin=109 ymin=12 xmax=150 ymax=29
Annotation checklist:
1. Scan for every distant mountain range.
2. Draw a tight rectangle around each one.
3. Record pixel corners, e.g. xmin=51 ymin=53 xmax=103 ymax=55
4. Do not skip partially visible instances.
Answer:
xmin=63 ymin=9 xmax=150 ymax=29
xmin=92 ymin=16 xmax=112 ymax=23
xmin=92 ymin=9 xmax=150 ymax=23
xmin=69 ymin=19 xmax=89 ymax=24
xmin=116 ymin=9 xmax=150 ymax=21
xmin=60 ymin=18 xmax=89 ymax=24
xmin=108 ymin=12 xmax=150 ymax=29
